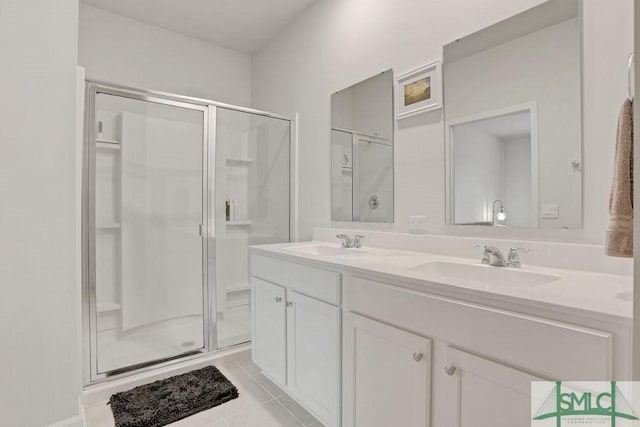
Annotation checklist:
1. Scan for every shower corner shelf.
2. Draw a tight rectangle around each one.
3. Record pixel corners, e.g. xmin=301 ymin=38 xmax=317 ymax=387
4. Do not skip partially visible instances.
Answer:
xmin=226 ymin=220 xmax=252 ymax=226
xmin=97 ymin=302 xmax=121 ymax=313
xmin=226 ymin=283 xmax=251 ymax=293
xmin=97 ymin=222 xmax=121 ymax=230
xmin=225 ymin=157 xmax=252 ymax=166
xmin=96 ymin=142 xmax=120 ymax=150
xmin=97 ymin=140 xmax=121 ymax=150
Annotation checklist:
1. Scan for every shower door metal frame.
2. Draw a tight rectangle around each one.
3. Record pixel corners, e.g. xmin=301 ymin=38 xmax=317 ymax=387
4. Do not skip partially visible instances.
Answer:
xmin=82 ymin=83 xmax=212 ymax=384
xmin=82 ymin=80 xmax=296 ymax=386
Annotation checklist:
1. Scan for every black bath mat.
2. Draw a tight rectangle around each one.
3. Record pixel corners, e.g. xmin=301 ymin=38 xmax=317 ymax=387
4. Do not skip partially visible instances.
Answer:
xmin=108 ymin=365 xmax=239 ymax=427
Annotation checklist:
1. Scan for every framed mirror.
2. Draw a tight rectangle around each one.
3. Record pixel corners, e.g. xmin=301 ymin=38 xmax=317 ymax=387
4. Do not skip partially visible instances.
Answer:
xmin=331 ymin=70 xmax=394 ymax=222
xmin=444 ymin=0 xmax=582 ymax=228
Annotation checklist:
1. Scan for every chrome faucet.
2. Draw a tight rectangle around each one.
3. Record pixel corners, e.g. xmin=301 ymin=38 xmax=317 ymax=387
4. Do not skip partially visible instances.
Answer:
xmin=336 ymin=233 xmax=365 ymax=248
xmin=474 ymin=244 xmax=531 ymax=268
xmin=475 ymin=245 xmax=507 ymax=267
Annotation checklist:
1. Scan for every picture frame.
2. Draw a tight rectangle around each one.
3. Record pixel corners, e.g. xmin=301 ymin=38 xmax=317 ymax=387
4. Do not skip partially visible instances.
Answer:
xmin=395 ymin=60 xmax=442 ymax=119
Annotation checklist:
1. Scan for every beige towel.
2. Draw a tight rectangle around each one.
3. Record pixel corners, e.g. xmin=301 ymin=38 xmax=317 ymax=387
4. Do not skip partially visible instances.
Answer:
xmin=606 ymin=98 xmax=634 ymax=257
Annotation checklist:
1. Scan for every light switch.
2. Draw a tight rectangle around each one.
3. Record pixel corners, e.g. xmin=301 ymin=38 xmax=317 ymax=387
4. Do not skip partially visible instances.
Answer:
xmin=541 ymin=203 xmax=559 ymax=219
xmin=408 ymin=216 xmax=428 ymax=234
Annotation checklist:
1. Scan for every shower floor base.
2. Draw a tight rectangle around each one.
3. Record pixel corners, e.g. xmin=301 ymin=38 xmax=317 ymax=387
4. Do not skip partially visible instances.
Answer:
xmin=97 ymin=315 xmax=205 ymax=374
xmin=96 ymin=305 xmax=250 ymax=375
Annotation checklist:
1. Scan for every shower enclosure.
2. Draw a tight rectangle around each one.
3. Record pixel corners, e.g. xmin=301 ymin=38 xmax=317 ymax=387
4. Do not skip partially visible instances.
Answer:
xmin=82 ymin=82 xmax=293 ymax=384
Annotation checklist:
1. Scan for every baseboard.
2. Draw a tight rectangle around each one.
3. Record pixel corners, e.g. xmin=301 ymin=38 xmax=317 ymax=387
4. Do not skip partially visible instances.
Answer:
xmin=45 ymin=397 xmax=86 ymax=427
xmin=45 ymin=415 xmax=83 ymax=427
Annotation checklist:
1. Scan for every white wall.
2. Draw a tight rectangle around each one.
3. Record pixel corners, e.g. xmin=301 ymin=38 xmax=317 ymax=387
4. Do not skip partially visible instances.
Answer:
xmin=79 ymin=4 xmax=252 ymax=106
xmin=0 ymin=1 xmax=81 ymax=426
xmin=251 ymin=0 xmax=634 ymax=244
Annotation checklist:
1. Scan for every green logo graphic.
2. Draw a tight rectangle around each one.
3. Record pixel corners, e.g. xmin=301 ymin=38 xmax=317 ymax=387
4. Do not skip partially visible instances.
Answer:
xmin=533 ymin=381 xmax=639 ymax=426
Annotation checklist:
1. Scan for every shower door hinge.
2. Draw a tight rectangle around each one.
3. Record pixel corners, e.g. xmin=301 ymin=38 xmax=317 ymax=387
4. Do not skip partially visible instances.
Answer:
xmin=199 ymin=224 xmax=205 ymax=236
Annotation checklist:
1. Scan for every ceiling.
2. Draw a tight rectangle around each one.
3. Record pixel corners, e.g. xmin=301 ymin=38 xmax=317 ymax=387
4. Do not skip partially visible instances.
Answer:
xmin=81 ymin=0 xmax=316 ymax=54
xmin=466 ymin=110 xmax=531 ymax=141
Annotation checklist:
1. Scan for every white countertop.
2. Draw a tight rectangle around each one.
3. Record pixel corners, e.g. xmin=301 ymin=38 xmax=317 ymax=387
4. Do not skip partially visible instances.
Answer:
xmin=251 ymin=241 xmax=633 ymax=325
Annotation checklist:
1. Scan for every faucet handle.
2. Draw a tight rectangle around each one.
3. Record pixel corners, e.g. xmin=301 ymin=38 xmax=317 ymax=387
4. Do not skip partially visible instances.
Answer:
xmin=474 ymin=244 xmax=491 ymax=264
xmin=507 ymin=247 xmax=531 ymax=267
xmin=353 ymin=235 xmax=365 ymax=248
xmin=336 ymin=233 xmax=351 ymax=248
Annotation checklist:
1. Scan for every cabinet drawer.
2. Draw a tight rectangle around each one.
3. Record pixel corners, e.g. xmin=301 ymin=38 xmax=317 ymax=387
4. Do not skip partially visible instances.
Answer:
xmin=251 ymin=254 xmax=341 ymax=305
xmin=345 ymin=276 xmax=612 ymax=380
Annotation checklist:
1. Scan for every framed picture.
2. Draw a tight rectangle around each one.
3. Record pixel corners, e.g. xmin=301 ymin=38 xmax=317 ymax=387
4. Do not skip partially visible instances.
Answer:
xmin=395 ymin=60 xmax=442 ymax=119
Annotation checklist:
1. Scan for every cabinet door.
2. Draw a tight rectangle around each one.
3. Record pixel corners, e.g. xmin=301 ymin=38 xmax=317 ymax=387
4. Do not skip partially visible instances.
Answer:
xmin=287 ymin=291 xmax=341 ymax=427
xmin=251 ymin=277 xmax=287 ymax=385
xmin=442 ymin=347 xmax=543 ymax=427
xmin=343 ymin=312 xmax=431 ymax=427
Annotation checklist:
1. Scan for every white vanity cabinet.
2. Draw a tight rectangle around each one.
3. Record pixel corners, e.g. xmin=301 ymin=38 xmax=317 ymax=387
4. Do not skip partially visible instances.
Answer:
xmin=250 ymin=248 xmax=630 ymax=427
xmin=344 ymin=275 xmax=620 ymax=427
xmin=251 ymin=254 xmax=341 ymax=427
xmin=343 ymin=312 xmax=431 ymax=427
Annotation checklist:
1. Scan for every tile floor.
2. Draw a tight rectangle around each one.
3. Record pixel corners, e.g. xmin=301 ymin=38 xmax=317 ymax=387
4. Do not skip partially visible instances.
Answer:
xmin=84 ymin=357 xmax=324 ymax=427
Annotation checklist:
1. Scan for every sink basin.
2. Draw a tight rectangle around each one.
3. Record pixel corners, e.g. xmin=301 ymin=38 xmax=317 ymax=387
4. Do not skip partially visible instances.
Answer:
xmin=283 ymin=244 xmax=368 ymax=256
xmin=408 ymin=261 xmax=560 ymax=288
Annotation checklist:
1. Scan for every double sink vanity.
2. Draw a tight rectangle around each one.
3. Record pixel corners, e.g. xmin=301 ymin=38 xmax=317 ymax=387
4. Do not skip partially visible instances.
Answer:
xmin=250 ymin=230 xmax=632 ymax=427
xmin=250 ymin=1 xmax=632 ymax=426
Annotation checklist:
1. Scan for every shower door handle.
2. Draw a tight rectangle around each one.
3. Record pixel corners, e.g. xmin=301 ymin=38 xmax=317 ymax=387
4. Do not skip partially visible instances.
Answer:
xmin=198 ymin=224 xmax=205 ymax=237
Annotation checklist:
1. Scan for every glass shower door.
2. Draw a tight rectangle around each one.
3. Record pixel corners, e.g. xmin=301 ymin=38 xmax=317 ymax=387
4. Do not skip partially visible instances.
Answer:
xmin=354 ymin=136 xmax=393 ymax=222
xmin=90 ymin=91 xmax=208 ymax=377
xmin=214 ymin=108 xmax=291 ymax=348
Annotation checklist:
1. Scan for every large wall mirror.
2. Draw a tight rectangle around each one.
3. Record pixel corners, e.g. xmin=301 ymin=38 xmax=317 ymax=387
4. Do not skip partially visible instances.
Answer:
xmin=444 ymin=0 xmax=582 ymax=228
xmin=331 ymin=70 xmax=394 ymax=223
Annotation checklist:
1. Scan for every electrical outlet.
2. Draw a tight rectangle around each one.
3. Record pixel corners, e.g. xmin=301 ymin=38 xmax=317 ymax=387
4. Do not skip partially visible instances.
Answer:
xmin=408 ymin=216 xmax=428 ymax=234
